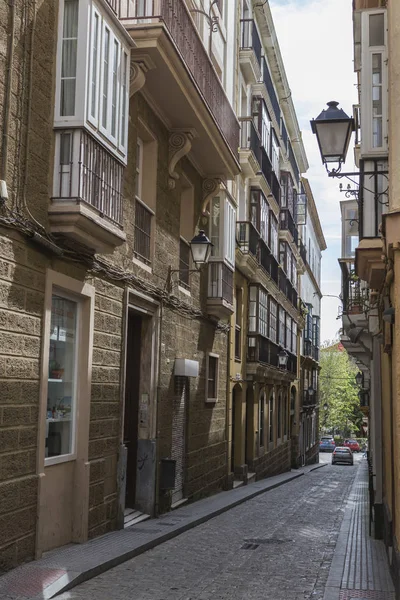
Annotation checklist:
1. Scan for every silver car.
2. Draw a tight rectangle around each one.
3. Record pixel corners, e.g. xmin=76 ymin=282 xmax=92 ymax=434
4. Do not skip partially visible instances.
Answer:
xmin=332 ymin=446 xmax=354 ymax=466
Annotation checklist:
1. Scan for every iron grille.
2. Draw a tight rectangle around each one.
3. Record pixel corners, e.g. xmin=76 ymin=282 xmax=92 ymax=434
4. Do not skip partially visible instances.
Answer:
xmin=134 ymin=200 xmax=152 ymax=264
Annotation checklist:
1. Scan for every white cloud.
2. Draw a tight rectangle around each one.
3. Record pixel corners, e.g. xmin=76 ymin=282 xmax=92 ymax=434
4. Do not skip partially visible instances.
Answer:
xmin=269 ymin=0 xmax=357 ymax=343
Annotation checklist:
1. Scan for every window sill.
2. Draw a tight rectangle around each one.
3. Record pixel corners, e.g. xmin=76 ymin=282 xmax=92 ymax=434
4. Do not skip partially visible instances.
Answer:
xmin=45 ymin=453 xmax=77 ymax=467
xmin=205 ymin=397 xmax=218 ymax=404
xmin=178 ymin=284 xmax=191 ymax=297
xmin=132 ymin=255 xmax=152 ymax=273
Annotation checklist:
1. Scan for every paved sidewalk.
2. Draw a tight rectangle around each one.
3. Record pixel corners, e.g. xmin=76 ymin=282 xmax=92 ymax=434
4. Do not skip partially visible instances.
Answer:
xmin=324 ymin=459 xmax=395 ymax=600
xmin=0 ymin=463 xmax=324 ymax=600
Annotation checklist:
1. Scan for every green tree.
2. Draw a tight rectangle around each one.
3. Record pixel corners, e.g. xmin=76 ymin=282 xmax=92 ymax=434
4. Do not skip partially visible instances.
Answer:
xmin=319 ymin=342 xmax=362 ymax=437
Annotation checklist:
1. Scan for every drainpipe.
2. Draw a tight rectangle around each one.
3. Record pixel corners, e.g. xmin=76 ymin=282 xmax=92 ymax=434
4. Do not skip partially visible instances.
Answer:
xmin=225 ymin=315 xmax=231 ymax=486
xmin=1 ymin=0 xmax=15 ymax=189
xmin=154 ymin=297 xmax=163 ymax=517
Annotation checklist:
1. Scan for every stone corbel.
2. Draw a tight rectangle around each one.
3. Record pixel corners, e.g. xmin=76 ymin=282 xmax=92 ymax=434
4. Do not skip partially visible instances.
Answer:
xmin=130 ymin=56 xmax=156 ymax=96
xmin=168 ymin=129 xmax=197 ymax=190
xmin=201 ymin=178 xmax=221 ymax=216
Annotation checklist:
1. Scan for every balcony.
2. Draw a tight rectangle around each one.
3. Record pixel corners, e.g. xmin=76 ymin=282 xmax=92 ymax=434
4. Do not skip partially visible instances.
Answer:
xmin=119 ymin=0 xmax=240 ymax=177
xmin=280 ymin=209 xmax=298 ymax=246
xmin=247 ymin=336 xmax=297 ymax=375
xmin=260 ymin=148 xmax=281 ymax=205
xmin=49 ymin=129 xmax=126 ymax=254
xmin=299 ymin=240 xmax=307 ymax=265
xmin=303 ymin=390 xmax=317 ymax=408
xmin=239 ymin=19 xmax=262 ymax=83
xmin=236 ymin=221 xmax=259 ymax=278
xmin=239 ymin=118 xmax=261 ymax=177
xmin=339 ymin=260 xmax=369 ymax=316
xmin=207 ymin=261 xmax=234 ymax=319
xmin=259 ymin=241 xmax=279 ymax=285
xmin=278 ymin=271 xmax=298 ymax=308
xmin=303 ymin=340 xmax=319 ymax=362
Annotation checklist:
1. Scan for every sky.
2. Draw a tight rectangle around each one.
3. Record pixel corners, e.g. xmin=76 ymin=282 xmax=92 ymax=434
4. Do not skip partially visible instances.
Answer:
xmin=268 ymin=0 xmax=358 ymax=343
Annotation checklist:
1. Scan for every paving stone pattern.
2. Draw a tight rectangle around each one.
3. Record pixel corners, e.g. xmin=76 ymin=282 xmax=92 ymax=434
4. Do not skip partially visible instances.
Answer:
xmin=57 ymin=464 xmax=357 ymax=600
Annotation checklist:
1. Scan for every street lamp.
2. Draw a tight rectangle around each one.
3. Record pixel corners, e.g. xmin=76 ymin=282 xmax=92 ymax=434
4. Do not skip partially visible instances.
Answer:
xmin=311 ymin=101 xmax=387 ymax=182
xmin=278 ymin=349 xmax=289 ymax=369
xmin=310 ymin=101 xmax=354 ymax=171
xmin=307 ymin=386 xmax=315 ymax=397
xmin=355 ymin=372 xmax=363 ymax=387
xmin=166 ymin=230 xmax=213 ymax=293
xmin=189 ymin=230 xmax=213 ymax=268
xmin=323 ymin=403 xmax=328 ymax=410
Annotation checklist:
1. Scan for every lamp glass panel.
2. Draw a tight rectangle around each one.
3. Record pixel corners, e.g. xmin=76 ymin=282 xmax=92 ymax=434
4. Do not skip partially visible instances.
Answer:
xmin=314 ymin=121 xmax=351 ymax=163
xmin=191 ymin=242 xmax=208 ymax=264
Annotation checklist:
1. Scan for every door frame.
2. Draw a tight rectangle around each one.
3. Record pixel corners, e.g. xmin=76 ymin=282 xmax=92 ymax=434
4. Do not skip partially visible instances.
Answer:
xmin=117 ymin=288 xmax=160 ymax=525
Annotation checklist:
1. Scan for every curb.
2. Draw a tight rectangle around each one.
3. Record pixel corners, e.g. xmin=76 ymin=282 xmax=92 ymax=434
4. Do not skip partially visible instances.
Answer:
xmin=37 ymin=469 xmax=311 ymax=599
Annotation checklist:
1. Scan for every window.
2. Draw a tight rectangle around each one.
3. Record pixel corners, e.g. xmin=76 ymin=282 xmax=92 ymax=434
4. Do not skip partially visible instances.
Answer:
xmin=111 ymin=39 xmax=120 ymax=139
xmin=210 ymin=196 xmax=221 ymax=256
xmin=269 ymin=298 xmax=277 ymax=343
xmin=46 ymin=294 xmax=78 ymax=459
xmin=134 ymin=201 xmax=152 ymax=264
xmin=305 ymin=305 xmax=313 ymax=341
xmin=272 ymin=130 xmax=280 ymax=175
xmin=224 ymin=200 xmax=236 ymax=267
xmin=259 ymin=390 xmax=265 ymax=447
xmin=270 ymin=213 xmax=278 ymax=259
xmin=250 ymin=189 xmax=269 ymax=246
xmin=372 ymin=53 xmax=383 ymax=148
xmin=101 ymin=28 xmax=110 ymax=130
xmin=133 ymin=127 xmax=158 ymax=266
xmin=269 ymin=390 xmax=274 ymax=444
xmin=235 ymin=288 xmax=242 ymax=360
xmin=259 ymin=289 xmax=268 ymax=338
xmin=283 ymin=392 xmax=288 ymax=438
xmin=292 ymin=321 xmax=297 ymax=355
xmin=207 ymin=354 xmax=219 ymax=402
xmin=179 ymin=176 xmax=194 ymax=290
xmin=286 ymin=315 xmax=291 ymax=352
xmin=261 ymin=101 xmax=271 ymax=154
xmin=60 ymin=0 xmax=79 ymax=116
xmin=279 ymin=306 xmax=285 ymax=347
xmin=248 ymin=286 xmax=268 ymax=337
xmin=179 ymin=239 xmax=190 ymax=289
xmin=360 ymin=10 xmax=387 ymax=153
xmin=279 ymin=242 xmax=287 ymax=273
xmin=89 ymin=10 xmax=100 ymax=122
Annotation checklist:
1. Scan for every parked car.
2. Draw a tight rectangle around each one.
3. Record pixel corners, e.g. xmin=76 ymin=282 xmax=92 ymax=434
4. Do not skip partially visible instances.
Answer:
xmin=332 ymin=447 xmax=354 ymax=466
xmin=343 ymin=439 xmax=361 ymax=453
xmin=320 ymin=436 xmax=336 ymax=452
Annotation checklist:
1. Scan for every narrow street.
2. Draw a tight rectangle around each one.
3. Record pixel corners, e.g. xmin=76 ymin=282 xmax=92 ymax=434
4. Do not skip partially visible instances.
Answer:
xmin=57 ymin=456 xmax=363 ymax=600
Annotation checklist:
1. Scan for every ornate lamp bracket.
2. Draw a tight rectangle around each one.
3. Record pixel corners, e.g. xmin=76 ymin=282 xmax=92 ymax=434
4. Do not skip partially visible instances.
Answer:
xmin=168 ymin=129 xmax=197 ymax=190
xmin=130 ymin=56 xmax=156 ymax=96
xmin=202 ymin=178 xmax=221 ymax=216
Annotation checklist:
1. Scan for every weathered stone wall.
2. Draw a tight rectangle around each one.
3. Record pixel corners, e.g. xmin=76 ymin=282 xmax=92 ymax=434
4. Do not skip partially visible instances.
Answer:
xmin=0 ymin=231 xmax=45 ymax=571
xmin=0 ymin=0 xmax=230 ymax=572
xmin=249 ymin=441 xmax=291 ymax=480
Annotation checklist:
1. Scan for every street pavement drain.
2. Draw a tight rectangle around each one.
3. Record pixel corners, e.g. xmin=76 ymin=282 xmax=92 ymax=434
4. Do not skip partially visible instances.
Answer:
xmin=240 ymin=542 xmax=259 ymax=550
xmin=244 ymin=537 xmax=292 ymax=544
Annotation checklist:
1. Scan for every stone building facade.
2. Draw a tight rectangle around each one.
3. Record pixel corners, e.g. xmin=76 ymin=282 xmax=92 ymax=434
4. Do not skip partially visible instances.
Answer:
xmin=0 ymin=0 xmax=239 ymax=571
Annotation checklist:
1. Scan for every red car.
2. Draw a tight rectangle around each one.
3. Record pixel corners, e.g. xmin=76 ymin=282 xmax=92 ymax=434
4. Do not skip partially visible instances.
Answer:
xmin=344 ymin=439 xmax=361 ymax=452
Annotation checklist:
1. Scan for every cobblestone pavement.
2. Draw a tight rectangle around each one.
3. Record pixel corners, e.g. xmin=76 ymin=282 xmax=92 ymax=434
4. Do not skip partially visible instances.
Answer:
xmin=57 ymin=459 xmax=359 ymax=600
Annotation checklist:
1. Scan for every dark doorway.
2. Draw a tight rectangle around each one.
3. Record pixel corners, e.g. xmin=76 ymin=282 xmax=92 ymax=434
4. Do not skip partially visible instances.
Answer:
xmin=124 ymin=311 xmax=142 ymax=509
xmin=231 ymin=387 xmax=236 ymax=473
xmin=245 ymin=388 xmax=252 ymax=465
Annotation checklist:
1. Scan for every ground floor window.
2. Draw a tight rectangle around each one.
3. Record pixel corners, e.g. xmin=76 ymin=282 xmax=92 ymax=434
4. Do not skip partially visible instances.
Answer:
xmin=46 ymin=293 xmax=78 ymax=459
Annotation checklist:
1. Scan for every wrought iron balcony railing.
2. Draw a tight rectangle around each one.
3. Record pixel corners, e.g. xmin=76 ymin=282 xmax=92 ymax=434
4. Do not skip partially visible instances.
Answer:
xmin=303 ymin=390 xmax=317 ymax=407
xmin=53 ymin=129 xmax=123 ymax=225
xmin=259 ymin=241 xmax=279 ymax=284
xmin=340 ymin=259 xmax=369 ymax=315
xmin=280 ymin=209 xmax=298 ymax=246
xmin=208 ymin=261 xmax=234 ymax=305
xmin=248 ymin=335 xmax=297 ymax=374
xmin=240 ymin=19 xmax=262 ymax=66
xmin=260 ymin=148 xmax=280 ymax=205
xmin=118 ymin=0 xmax=239 ymax=160
xmin=239 ymin=118 xmax=261 ymax=166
